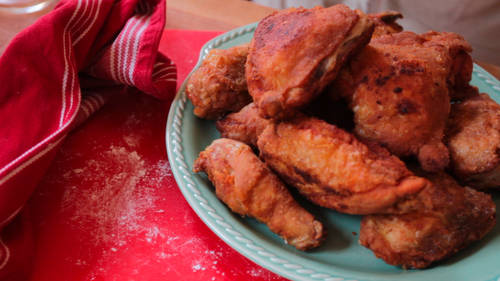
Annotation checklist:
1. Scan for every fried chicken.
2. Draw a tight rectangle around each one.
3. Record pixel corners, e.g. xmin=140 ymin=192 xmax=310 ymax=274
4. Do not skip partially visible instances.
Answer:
xmin=446 ymin=93 xmax=500 ymax=189
xmin=360 ymin=172 xmax=496 ymax=269
xmin=246 ymin=4 xmax=374 ymax=119
xmin=193 ymin=138 xmax=325 ymax=250
xmin=369 ymin=11 xmax=403 ymax=37
xmin=420 ymin=32 xmax=477 ymax=101
xmin=333 ymin=31 xmax=473 ymax=172
xmin=186 ymin=44 xmax=251 ymax=120
xmin=256 ymin=115 xmax=428 ymax=215
xmin=216 ymin=103 xmax=271 ymax=147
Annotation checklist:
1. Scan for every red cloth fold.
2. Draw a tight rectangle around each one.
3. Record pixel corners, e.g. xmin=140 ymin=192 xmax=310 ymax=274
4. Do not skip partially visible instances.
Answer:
xmin=0 ymin=0 xmax=176 ymax=278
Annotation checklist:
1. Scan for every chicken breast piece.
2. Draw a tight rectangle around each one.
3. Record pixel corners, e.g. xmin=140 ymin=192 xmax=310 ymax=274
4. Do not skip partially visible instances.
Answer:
xmin=446 ymin=93 xmax=500 ymax=189
xmin=193 ymin=138 xmax=325 ymax=250
xmin=216 ymin=103 xmax=271 ymax=147
xmin=360 ymin=172 xmax=496 ymax=269
xmin=246 ymin=4 xmax=374 ymax=119
xmin=333 ymin=31 xmax=473 ymax=172
xmin=256 ymin=115 xmax=428 ymax=215
xmin=186 ymin=44 xmax=251 ymax=120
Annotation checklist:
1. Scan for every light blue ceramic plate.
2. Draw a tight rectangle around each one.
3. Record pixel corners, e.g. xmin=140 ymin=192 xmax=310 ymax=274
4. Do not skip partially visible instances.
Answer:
xmin=166 ymin=23 xmax=500 ymax=281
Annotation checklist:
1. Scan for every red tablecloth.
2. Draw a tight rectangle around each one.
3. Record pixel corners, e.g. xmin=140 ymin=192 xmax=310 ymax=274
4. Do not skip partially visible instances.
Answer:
xmin=26 ymin=30 xmax=287 ymax=281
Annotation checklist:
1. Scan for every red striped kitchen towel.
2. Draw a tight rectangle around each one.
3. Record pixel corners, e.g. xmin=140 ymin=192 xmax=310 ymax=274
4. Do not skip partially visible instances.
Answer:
xmin=0 ymin=0 xmax=176 ymax=277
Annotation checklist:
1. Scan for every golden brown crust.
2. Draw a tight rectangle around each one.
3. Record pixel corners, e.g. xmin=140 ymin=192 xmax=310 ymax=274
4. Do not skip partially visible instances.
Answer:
xmin=421 ymin=31 xmax=475 ymax=101
xmin=256 ymin=115 xmax=428 ymax=215
xmin=333 ymin=31 xmax=473 ymax=172
xmin=186 ymin=44 xmax=251 ymax=120
xmin=216 ymin=103 xmax=271 ymax=147
xmin=194 ymin=138 xmax=325 ymax=250
xmin=360 ymin=172 xmax=496 ymax=269
xmin=446 ymin=94 xmax=500 ymax=189
xmin=246 ymin=5 xmax=374 ymax=119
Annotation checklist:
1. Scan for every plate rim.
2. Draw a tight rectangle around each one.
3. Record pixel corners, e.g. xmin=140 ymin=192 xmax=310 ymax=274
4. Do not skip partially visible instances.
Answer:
xmin=165 ymin=22 xmax=500 ymax=281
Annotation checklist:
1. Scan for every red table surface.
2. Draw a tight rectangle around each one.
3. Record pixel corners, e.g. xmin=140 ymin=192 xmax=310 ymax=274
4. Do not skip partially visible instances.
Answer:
xmin=24 ymin=30 xmax=287 ymax=281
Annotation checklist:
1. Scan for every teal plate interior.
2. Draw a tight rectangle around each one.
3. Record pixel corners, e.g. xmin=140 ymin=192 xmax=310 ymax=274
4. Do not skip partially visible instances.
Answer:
xmin=166 ymin=23 xmax=500 ymax=281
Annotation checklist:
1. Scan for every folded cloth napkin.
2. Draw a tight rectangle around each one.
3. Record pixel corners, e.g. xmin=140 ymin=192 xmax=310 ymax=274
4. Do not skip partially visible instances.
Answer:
xmin=0 ymin=0 xmax=176 ymax=278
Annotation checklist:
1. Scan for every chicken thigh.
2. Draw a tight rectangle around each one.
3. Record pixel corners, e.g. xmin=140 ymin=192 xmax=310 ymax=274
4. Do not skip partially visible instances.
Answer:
xmin=333 ymin=31 xmax=473 ymax=172
xmin=246 ymin=4 xmax=374 ymax=119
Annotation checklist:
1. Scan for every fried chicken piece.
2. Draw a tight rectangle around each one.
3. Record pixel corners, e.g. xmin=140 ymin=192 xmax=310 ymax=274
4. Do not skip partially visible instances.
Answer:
xmin=256 ymin=115 xmax=428 ymax=215
xmin=216 ymin=97 xmax=354 ymax=148
xmin=420 ymin=32 xmax=477 ymax=101
xmin=246 ymin=4 xmax=374 ymax=119
xmin=446 ymin=94 xmax=500 ymax=189
xmin=186 ymin=44 xmax=251 ymax=120
xmin=216 ymin=103 xmax=271 ymax=147
xmin=369 ymin=11 xmax=403 ymax=37
xmin=360 ymin=172 xmax=496 ymax=269
xmin=193 ymin=138 xmax=325 ymax=250
xmin=334 ymin=31 xmax=473 ymax=172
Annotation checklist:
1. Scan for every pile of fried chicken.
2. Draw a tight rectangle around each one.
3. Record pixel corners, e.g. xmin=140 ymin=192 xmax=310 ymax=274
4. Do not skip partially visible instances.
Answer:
xmin=187 ymin=4 xmax=499 ymax=269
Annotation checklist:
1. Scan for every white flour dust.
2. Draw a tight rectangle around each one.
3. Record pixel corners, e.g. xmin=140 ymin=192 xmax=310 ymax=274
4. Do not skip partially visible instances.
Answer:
xmin=61 ymin=145 xmax=172 ymax=245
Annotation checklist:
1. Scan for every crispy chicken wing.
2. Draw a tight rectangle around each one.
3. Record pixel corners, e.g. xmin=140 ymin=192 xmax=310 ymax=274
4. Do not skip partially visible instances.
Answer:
xmin=256 ymin=115 xmax=428 ymax=215
xmin=360 ymin=172 xmax=496 ymax=269
xmin=186 ymin=44 xmax=251 ymax=120
xmin=333 ymin=31 xmax=473 ymax=172
xmin=446 ymin=93 xmax=500 ymax=189
xmin=216 ymin=103 xmax=271 ymax=147
xmin=193 ymin=138 xmax=325 ymax=250
xmin=246 ymin=4 xmax=374 ymax=119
